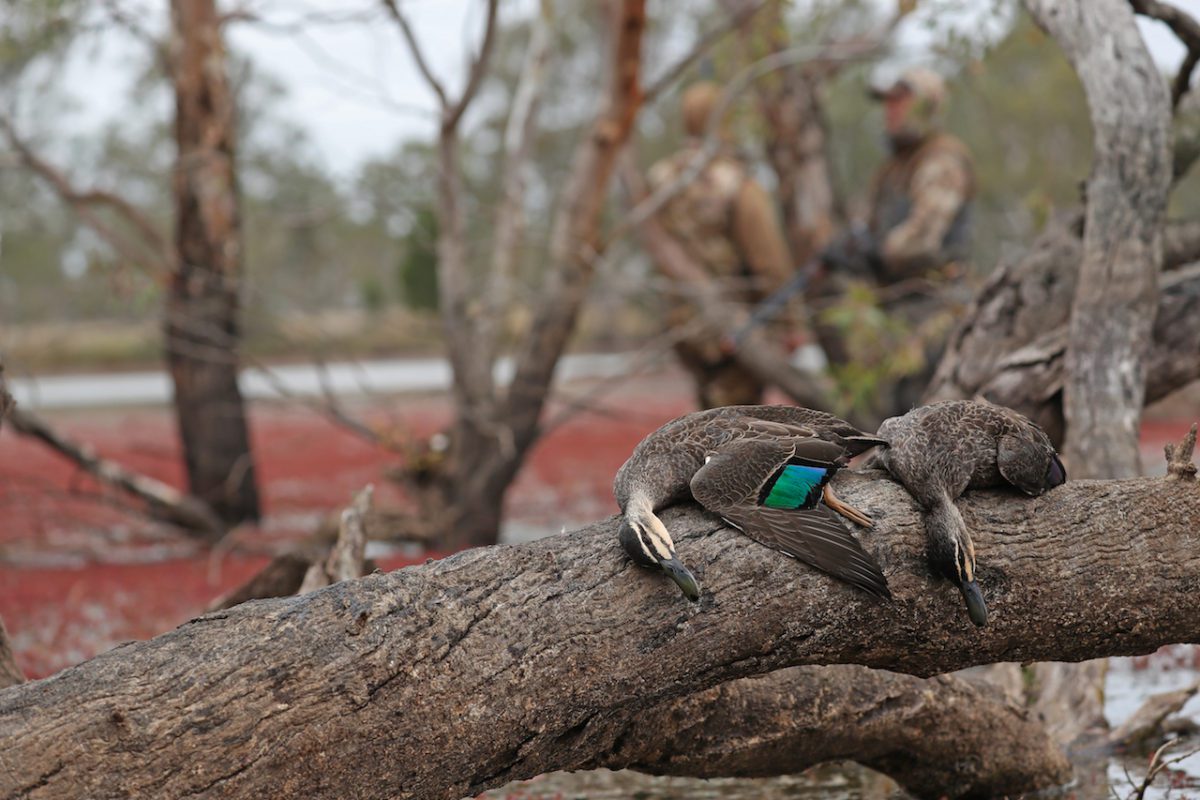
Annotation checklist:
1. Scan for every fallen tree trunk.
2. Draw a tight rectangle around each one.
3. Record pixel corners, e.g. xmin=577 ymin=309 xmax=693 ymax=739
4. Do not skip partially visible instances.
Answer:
xmin=594 ymin=665 xmax=1072 ymax=798
xmin=1 ymin=460 xmax=1197 ymax=799
xmin=208 ymin=488 xmax=1071 ymax=796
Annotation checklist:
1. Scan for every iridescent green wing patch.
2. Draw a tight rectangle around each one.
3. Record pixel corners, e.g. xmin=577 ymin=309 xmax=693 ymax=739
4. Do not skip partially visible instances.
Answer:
xmin=758 ymin=460 xmax=833 ymax=510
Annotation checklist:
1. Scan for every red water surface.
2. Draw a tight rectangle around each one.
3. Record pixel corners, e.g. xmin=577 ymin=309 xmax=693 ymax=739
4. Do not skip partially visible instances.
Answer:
xmin=1 ymin=375 xmax=1194 ymax=680
xmin=0 ymin=377 xmax=693 ymax=678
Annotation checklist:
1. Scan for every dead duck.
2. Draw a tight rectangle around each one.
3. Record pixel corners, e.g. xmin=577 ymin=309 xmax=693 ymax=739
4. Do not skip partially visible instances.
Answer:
xmin=872 ymin=399 xmax=1067 ymax=627
xmin=613 ymin=405 xmax=891 ymax=601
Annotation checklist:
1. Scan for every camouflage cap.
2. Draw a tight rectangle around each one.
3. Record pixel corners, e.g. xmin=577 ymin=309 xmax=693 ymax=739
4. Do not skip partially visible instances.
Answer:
xmin=870 ymin=66 xmax=946 ymax=112
xmin=681 ymin=81 xmax=723 ymax=137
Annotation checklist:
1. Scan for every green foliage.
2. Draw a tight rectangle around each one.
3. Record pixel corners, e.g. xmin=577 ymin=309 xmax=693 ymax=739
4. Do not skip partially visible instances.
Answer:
xmin=819 ymin=281 xmax=956 ymax=416
xmin=397 ymin=205 xmax=440 ymax=312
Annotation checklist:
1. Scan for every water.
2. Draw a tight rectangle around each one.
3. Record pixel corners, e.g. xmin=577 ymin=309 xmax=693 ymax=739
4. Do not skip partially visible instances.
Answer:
xmin=481 ymin=656 xmax=1200 ymax=800
xmin=6 ymin=353 xmax=635 ymax=410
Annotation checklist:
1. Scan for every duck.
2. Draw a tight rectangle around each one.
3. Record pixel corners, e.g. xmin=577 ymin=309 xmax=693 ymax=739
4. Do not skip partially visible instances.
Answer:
xmin=871 ymin=399 xmax=1067 ymax=628
xmin=613 ymin=405 xmax=891 ymax=602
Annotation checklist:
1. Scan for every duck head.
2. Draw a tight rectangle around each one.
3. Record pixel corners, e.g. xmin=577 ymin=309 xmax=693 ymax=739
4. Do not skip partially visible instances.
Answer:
xmin=618 ymin=502 xmax=701 ymax=602
xmin=926 ymin=498 xmax=988 ymax=627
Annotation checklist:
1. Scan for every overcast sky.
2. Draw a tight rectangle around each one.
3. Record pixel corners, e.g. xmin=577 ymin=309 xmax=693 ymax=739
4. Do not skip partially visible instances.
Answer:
xmin=40 ymin=0 xmax=1200 ymax=179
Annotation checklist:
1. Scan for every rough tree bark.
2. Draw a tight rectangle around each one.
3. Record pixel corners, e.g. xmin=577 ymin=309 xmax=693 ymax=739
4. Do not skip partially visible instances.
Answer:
xmin=925 ymin=219 xmax=1200 ymax=446
xmin=598 ymin=666 xmax=1071 ymax=799
xmin=167 ymin=0 xmax=260 ymax=523
xmin=1025 ymin=0 xmax=1173 ymax=479
xmin=2 ymin=462 xmax=1197 ymax=800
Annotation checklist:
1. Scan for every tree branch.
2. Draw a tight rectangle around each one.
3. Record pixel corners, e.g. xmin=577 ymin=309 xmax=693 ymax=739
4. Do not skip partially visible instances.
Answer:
xmin=1130 ymin=0 xmax=1200 ymax=107
xmin=3 ymin=406 xmax=224 ymax=538
xmin=640 ymin=1 xmax=769 ymax=107
xmin=503 ymin=0 xmax=646 ymax=449
xmin=444 ymin=0 xmax=500 ymax=132
xmin=2 ymin=465 xmax=1197 ymax=799
xmin=379 ymin=0 xmax=449 ymax=108
xmin=925 ymin=220 xmax=1200 ymax=446
xmin=0 ymin=116 xmax=174 ymax=279
xmin=298 ymin=485 xmax=373 ymax=593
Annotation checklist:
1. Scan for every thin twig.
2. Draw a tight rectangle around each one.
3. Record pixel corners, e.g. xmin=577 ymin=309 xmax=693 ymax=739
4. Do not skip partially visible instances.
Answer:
xmin=444 ymin=0 xmax=500 ymax=131
xmin=641 ymin=0 xmax=769 ymax=106
xmin=0 ymin=115 xmax=173 ymax=279
xmin=1130 ymin=0 xmax=1200 ymax=107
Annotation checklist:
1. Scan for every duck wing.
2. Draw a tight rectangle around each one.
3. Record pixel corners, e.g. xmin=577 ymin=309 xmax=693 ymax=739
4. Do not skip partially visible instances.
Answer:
xmin=689 ymin=438 xmax=891 ymax=598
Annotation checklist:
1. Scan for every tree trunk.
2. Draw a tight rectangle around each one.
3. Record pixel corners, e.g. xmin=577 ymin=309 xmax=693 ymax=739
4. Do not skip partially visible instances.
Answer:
xmin=1025 ymin=0 xmax=1172 ymax=478
xmin=166 ymin=0 xmax=260 ymax=524
xmin=2 ymin=463 xmax=1197 ymax=800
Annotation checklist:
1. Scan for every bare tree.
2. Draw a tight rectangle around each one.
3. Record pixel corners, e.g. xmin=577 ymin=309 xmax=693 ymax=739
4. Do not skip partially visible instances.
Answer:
xmin=923 ymin=0 xmax=1187 ymax=751
xmin=379 ymin=0 xmax=650 ymax=547
xmin=0 ymin=0 xmax=260 ymax=527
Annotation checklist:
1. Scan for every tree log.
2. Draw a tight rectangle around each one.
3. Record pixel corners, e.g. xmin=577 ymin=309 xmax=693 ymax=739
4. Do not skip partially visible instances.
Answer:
xmin=593 ymin=666 xmax=1072 ymax=798
xmin=1 ymin=466 xmax=1197 ymax=799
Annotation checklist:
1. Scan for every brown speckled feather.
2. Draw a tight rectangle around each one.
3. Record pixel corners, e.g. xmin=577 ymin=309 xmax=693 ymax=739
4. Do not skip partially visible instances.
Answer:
xmin=874 ymin=400 xmax=1064 ymax=506
xmin=613 ymin=405 xmax=889 ymax=598
xmin=614 ymin=406 xmax=884 ymax=510
xmin=870 ymin=399 xmax=1066 ymax=627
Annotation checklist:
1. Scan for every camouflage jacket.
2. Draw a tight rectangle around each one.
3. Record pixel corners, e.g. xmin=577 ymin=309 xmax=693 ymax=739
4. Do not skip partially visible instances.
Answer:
xmin=647 ymin=143 xmax=798 ymax=358
xmin=868 ymin=133 xmax=975 ymax=283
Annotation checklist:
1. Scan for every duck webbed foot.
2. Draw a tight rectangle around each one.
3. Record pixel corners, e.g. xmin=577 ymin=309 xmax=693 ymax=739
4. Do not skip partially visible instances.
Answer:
xmin=822 ymin=484 xmax=873 ymax=528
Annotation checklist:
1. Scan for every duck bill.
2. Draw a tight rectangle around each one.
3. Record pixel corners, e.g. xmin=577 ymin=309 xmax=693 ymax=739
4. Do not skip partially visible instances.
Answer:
xmin=959 ymin=580 xmax=988 ymax=628
xmin=661 ymin=557 xmax=701 ymax=602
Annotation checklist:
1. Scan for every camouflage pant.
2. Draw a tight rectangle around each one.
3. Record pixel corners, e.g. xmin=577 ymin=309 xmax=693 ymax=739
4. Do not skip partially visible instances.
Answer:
xmin=807 ymin=271 xmax=963 ymax=420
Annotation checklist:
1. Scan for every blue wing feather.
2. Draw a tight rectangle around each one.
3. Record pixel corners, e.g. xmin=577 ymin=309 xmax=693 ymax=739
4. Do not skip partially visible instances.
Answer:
xmin=760 ymin=463 xmax=833 ymax=510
